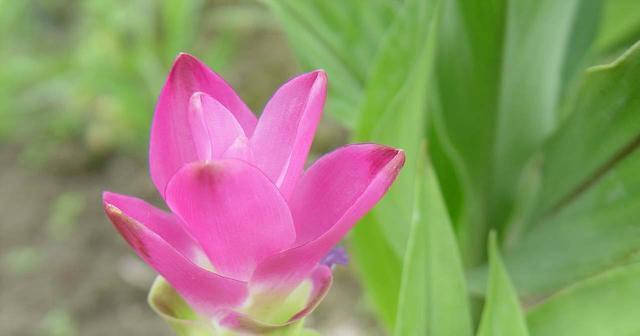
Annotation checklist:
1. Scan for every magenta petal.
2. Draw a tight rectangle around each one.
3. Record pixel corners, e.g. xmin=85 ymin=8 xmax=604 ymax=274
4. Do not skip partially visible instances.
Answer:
xmin=250 ymin=70 xmax=327 ymax=198
xmin=188 ymin=92 xmax=246 ymax=160
xmin=149 ymin=53 xmax=256 ymax=197
xmin=252 ymin=144 xmax=405 ymax=289
xmin=102 ymin=192 xmax=203 ymax=262
xmin=103 ymin=196 xmax=248 ymax=317
xmin=165 ymin=160 xmax=296 ymax=281
xmin=291 ymin=144 xmax=405 ymax=244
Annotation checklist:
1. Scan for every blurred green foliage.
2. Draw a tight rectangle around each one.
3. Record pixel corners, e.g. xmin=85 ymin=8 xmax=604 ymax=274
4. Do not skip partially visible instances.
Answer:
xmin=0 ymin=0 xmax=268 ymax=164
xmin=2 ymin=246 xmax=42 ymax=276
xmin=41 ymin=308 xmax=78 ymax=336
xmin=47 ymin=191 xmax=86 ymax=240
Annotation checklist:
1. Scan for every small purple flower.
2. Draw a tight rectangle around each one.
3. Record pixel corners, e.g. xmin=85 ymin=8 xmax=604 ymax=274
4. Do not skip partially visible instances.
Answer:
xmin=321 ymin=246 xmax=349 ymax=268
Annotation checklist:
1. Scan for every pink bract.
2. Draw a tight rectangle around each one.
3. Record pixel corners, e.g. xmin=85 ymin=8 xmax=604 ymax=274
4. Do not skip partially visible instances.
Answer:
xmin=102 ymin=53 xmax=405 ymax=329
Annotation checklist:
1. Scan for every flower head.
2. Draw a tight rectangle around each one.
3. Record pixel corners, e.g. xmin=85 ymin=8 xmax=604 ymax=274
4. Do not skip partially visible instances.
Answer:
xmin=102 ymin=53 xmax=404 ymax=333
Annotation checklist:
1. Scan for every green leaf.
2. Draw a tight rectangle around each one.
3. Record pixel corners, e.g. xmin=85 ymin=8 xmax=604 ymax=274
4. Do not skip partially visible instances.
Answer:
xmin=490 ymin=0 xmax=596 ymax=230
xmin=350 ymin=213 xmax=402 ymax=329
xmin=528 ymin=264 xmax=640 ymax=336
xmin=266 ymin=0 xmax=398 ymax=127
xmin=355 ymin=0 xmax=440 ymax=256
xmin=529 ymin=41 xmax=640 ymax=223
xmin=476 ymin=234 xmax=530 ymax=336
xmin=595 ymin=0 xmax=640 ymax=52
xmin=394 ymin=153 xmax=472 ymax=336
xmin=472 ymin=148 xmax=640 ymax=298
xmin=433 ymin=0 xmax=601 ymax=263
xmin=558 ymin=0 xmax=603 ymax=106
xmin=434 ymin=0 xmax=508 ymax=252
xmin=470 ymin=41 xmax=640 ymax=298
xmin=349 ymin=0 xmax=440 ymax=330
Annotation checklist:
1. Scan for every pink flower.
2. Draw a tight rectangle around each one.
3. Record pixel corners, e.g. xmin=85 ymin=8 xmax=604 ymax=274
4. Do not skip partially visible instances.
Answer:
xmin=102 ymin=53 xmax=404 ymax=332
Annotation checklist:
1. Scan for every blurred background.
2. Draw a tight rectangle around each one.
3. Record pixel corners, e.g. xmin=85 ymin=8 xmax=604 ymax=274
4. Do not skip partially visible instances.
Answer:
xmin=0 ymin=0 xmax=371 ymax=335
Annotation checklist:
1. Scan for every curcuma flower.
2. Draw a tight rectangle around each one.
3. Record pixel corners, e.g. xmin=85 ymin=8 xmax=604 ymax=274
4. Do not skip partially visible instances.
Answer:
xmin=102 ymin=53 xmax=404 ymax=334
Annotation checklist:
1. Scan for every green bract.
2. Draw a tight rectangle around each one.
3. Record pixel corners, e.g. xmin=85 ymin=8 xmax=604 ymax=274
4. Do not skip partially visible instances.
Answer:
xmin=148 ymin=277 xmax=317 ymax=336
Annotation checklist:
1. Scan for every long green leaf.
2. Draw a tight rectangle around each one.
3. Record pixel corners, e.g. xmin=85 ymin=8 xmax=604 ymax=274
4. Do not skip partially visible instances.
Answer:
xmin=476 ymin=234 xmax=530 ymax=336
xmin=355 ymin=0 xmax=440 ymax=257
xmin=349 ymin=0 xmax=440 ymax=329
xmin=491 ymin=0 xmax=597 ymax=229
xmin=529 ymin=41 xmax=640 ymax=223
xmin=528 ymin=264 xmax=640 ymax=336
xmin=471 ymin=149 xmax=640 ymax=298
xmin=595 ymin=0 xmax=640 ymax=52
xmin=350 ymin=214 xmax=402 ymax=329
xmin=394 ymin=154 xmax=472 ymax=336
xmin=433 ymin=0 xmax=601 ymax=264
xmin=470 ymin=41 xmax=640 ymax=298
xmin=431 ymin=0 xmax=506 ymax=264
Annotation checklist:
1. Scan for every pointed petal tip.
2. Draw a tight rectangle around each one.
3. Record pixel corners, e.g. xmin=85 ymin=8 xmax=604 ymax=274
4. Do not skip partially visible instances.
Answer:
xmin=103 ymin=202 xmax=121 ymax=216
xmin=102 ymin=201 xmax=152 ymax=260
xmin=392 ymin=147 xmax=406 ymax=168
xmin=174 ymin=52 xmax=197 ymax=63
xmin=366 ymin=144 xmax=406 ymax=177
xmin=102 ymin=200 xmax=129 ymax=229
xmin=169 ymin=53 xmax=201 ymax=74
xmin=385 ymin=148 xmax=406 ymax=182
xmin=312 ymin=69 xmax=327 ymax=80
xmin=101 ymin=191 xmax=135 ymax=215
xmin=311 ymin=70 xmax=327 ymax=89
xmin=102 ymin=190 xmax=113 ymax=201
xmin=102 ymin=192 xmax=122 ymax=213
xmin=292 ymin=69 xmax=326 ymax=88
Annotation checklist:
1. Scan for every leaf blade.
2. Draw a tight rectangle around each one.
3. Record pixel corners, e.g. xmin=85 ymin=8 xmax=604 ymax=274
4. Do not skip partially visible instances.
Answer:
xmin=528 ymin=264 xmax=640 ymax=336
xmin=394 ymin=154 xmax=472 ymax=336
xmin=476 ymin=234 xmax=530 ymax=336
xmin=349 ymin=0 xmax=440 ymax=329
xmin=531 ymin=41 xmax=640 ymax=220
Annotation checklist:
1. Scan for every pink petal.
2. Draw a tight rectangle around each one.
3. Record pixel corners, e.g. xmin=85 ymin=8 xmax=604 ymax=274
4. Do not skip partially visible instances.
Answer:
xmin=291 ymin=144 xmax=405 ymax=244
xmin=251 ymin=144 xmax=405 ymax=289
xmin=250 ymin=70 xmax=327 ymax=198
xmin=188 ymin=92 xmax=246 ymax=160
xmin=165 ymin=160 xmax=296 ymax=281
xmin=102 ymin=192 xmax=201 ymax=262
xmin=149 ymin=53 xmax=256 ymax=197
xmin=103 ymin=195 xmax=248 ymax=317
